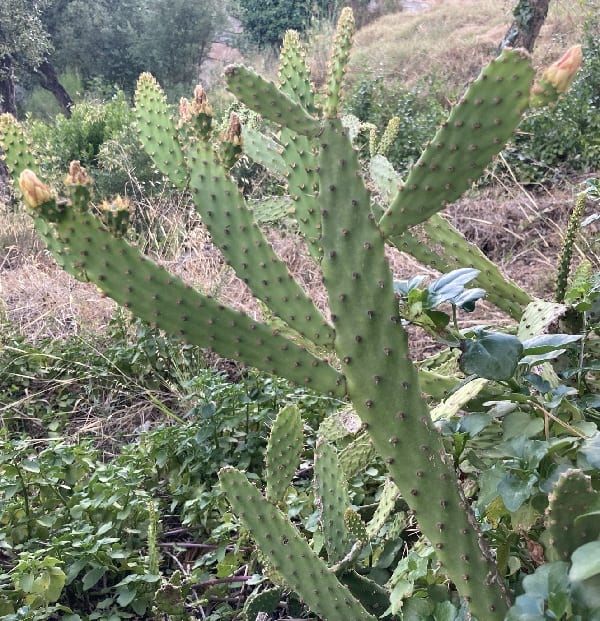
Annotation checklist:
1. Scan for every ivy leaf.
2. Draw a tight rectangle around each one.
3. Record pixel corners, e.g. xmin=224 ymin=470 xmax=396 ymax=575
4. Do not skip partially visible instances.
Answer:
xmin=459 ymin=330 xmax=523 ymax=380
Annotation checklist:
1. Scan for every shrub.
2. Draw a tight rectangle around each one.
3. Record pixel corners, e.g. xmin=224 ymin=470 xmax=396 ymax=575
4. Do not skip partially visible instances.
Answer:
xmin=344 ymin=75 xmax=446 ymax=172
xmin=26 ymin=93 xmax=156 ymax=198
xmin=505 ymin=26 xmax=600 ymax=182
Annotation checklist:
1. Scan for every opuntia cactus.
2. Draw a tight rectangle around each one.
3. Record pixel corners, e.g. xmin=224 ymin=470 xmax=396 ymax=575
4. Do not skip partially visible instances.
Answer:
xmin=0 ymin=9 xmax=583 ymax=620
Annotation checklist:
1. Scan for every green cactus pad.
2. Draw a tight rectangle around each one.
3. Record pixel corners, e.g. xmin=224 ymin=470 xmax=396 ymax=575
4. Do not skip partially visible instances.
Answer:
xmin=219 ymin=467 xmax=377 ymax=621
xmin=421 ymin=214 xmax=531 ymax=319
xmin=0 ymin=116 xmax=85 ymax=274
xmin=369 ymin=149 xmax=529 ymax=318
xmin=242 ymin=125 xmax=288 ymax=177
xmin=265 ymin=405 xmax=304 ymax=504
xmin=344 ymin=509 xmax=369 ymax=544
xmin=430 ymin=377 xmax=489 ymax=421
xmin=34 ymin=202 xmax=345 ymax=396
xmin=367 ymin=479 xmax=401 ymax=539
xmin=339 ymin=570 xmax=392 ymax=618
xmin=0 ymin=114 xmax=38 ymax=187
xmin=187 ymin=139 xmax=334 ymax=347
xmin=517 ymin=299 xmax=568 ymax=340
xmin=380 ymin=48 xmax=534 ymax=235
xmin=224 ymin=65 xmax=321 ymax=137
xmin=134 ymin=73 xmax=188 ymax=190
xmin=545 ymin=469 xmax=600 ymax=562
xmin=324 ymin=7 xmax=355 ymax=119
xmin=369 ymin=153 xmax=402 ymax=204
xmin=280 ymin=129 xmax=322 ymax=261
xmin=314 ymin=438 xmax=353 ymax=564
xmin=242 ymin=586 xmax=283 ymax=620
xmin=318 ymin=118 xmax=509 ymax=619
xmin=279 ymin=30 xmax=317 ymax=115
xmin=338 ymin=432 xmax=376 ymax=480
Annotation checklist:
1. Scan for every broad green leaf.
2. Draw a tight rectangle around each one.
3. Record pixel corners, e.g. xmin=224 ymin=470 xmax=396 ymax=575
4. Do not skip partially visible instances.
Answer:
xmin=578 ymin=433 xmax=600 ymax=470
xmin=459 ymin=330 xmax=523 ymax=380
xmin=427 ymin=268 xmax=481 ymax=307
xmin=570 ymin=542 xmax=600 ymax=582
xmin=83 ymin=566 xmax=106 ymax=591
xmin=521 ymin=333 xmax=581 ymax=354
xmin=394 ymin=275 xmax=427 ymax=297
xmin=46 ymin=567 xmax=67 ymax=603
xmin=21 ymin=459 xmax=40 ymax=473
xmin=498 ymin=472 xmax=537 ymax=512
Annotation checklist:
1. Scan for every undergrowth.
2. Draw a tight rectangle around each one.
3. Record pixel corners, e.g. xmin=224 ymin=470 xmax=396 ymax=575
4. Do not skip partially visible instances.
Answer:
xmin=0 ymin=315 xmax=339 ymax=619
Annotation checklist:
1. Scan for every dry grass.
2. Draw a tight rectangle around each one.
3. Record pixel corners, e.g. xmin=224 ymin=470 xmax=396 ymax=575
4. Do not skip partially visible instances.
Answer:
xmin=1 ymin=1 xmax=595 ymax=355
xmin=1 ymin=180 xmax=581 ymax=361
xmin=348 ymin=0 xmax=595 ymax=90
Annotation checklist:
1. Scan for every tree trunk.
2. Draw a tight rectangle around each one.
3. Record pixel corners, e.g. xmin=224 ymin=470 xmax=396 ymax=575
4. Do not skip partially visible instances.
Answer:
xmin=499 ymin=0 xmax=551 ymax=52
xmin=35 ymin=59 xmax=73 ymax=117
xmin=0 ymin=55 xmax=17 ymax=116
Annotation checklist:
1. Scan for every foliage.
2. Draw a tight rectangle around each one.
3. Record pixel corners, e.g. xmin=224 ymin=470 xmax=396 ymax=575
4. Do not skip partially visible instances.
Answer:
xmin=24 ymin=93 xmax=156 ymax=197
xmin=505 ymin=25 xmax=600 ymax=182
xmin=344 ymin=75 xmax=446 ymax=173
xmin=236 ymin=0 xmax=357 ymax=49
xmin=0 ymin=0 xmax=52 ymax=76
xmin=0 ymin=314 xmax=337 ymax=619
xmin=49 ymin=0 xmax=227 ymax=94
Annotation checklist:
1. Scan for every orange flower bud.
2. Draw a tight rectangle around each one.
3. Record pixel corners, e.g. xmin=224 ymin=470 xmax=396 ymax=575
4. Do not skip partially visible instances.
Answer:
xmin=18 ymin=169 xmax=52 ymax=208
xmin=179 ymin=97 xmax=191 ymax=124
xmin=64 ymin=160 xmax=91 ymax=186
xmin=543 ymin=45 xmax=583 ymax=93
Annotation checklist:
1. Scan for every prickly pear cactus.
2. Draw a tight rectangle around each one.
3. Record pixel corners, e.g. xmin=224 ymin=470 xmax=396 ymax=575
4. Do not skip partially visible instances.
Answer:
xmin=545 ymin=469 xmax=600 ymax=562
xmin=0 ymin=9 xmax=583 ymax=620
xmin=265 ymin=405 xmax=304 ymax=504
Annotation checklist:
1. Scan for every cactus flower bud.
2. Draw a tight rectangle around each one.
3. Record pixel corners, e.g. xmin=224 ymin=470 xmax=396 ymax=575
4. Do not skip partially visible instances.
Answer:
xmin=543 ymin=45 xmax=583 ymax=93
xmin=18 ymin=169 xmax=52 ymax=208
xmin=178 ymin=97 xmax=191 ymax=124
xmin=530 ymin=45 xmax=583 ymax=108
xmin=64 ymin=160 xmax=91 ymax=186
xmin=191 ymin=84 xmax=213 ymax=117
xmin=99 ymin=195 xmax=132 ymax=236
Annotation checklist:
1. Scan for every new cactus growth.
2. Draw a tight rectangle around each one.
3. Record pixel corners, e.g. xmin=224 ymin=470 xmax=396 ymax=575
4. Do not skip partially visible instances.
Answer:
xmin=0 ymin=8 xmax=584 ymax=619
xmin=219 ymin=467 xmax=377 ymax=621
xmin=265 ymin=405 xmax=304 ymax=504
xmin=545 ymin=469 xmax=600 ymax=562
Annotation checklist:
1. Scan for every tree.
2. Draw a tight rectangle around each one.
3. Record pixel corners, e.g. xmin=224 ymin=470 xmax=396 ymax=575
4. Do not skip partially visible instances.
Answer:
xmin=133 ymin=0 xmax=227 ymax=89
xmin=499 ymin=0 xmax=551 ymax=52
xmin=53 ymin=0 xmax=227 ymax=94
xmin=237 ymin=0 xmax=344 ymax=49
xmin=0 ymin=0 xmax=52 ymax=114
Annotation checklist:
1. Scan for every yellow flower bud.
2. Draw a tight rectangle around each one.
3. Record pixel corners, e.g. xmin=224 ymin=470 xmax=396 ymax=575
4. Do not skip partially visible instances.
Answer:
xmin=543 ymin=45 xmax=583 ymax=93
xmin=18 ymin=169 xmax=52 ymax=208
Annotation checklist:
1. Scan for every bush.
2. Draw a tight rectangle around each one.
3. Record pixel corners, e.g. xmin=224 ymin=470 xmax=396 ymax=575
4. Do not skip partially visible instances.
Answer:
xmin=505 ymin=27 xmax=600 ymax=182
xmin=344 ymin=75 xmax=446 ymax=173
xmin=26 ymin=93 xmax=156 ymax=198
